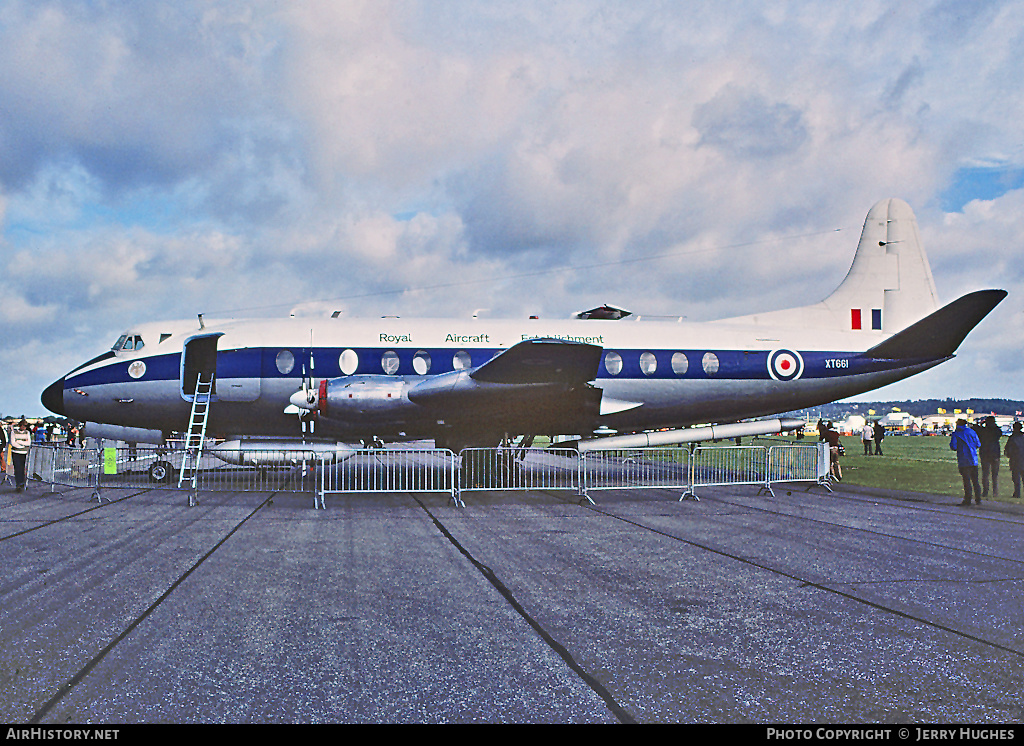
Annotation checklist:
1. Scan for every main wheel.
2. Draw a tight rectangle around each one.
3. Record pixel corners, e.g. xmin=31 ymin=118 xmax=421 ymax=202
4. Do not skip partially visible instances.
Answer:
xmin=148 ymin=460 xmax=173 ymax=483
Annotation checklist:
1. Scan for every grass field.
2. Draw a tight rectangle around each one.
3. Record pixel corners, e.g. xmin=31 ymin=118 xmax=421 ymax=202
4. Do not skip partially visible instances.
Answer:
xmin=775 ymin=433 xmax=1018 ymax=501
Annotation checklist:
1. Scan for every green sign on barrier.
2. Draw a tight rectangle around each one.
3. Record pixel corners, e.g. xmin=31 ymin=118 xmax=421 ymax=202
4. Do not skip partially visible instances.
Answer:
xmin=103 ymin=447 xmax=117 ymax=475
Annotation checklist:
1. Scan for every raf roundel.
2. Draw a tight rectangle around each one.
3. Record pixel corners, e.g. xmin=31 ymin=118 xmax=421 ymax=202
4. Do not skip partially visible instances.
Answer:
xmin=767 ymin=349 xmax=804 ymax=381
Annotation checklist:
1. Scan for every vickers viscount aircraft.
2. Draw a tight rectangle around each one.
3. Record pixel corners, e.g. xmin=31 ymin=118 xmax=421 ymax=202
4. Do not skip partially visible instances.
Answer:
xmin=41 ymin=198 xmax=1005 ymax=457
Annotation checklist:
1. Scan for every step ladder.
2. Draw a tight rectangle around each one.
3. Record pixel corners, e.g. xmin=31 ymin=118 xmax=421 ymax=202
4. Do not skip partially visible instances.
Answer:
xmin=178 ymin=372 xmax=214 ymax=492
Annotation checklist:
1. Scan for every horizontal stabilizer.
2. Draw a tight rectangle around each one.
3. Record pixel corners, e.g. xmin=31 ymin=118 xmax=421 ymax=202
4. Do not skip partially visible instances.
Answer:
xmin=470 ymin=337 xmax=603 ymax=385
xmin=863 ymin=289 xmax=1006 ymax=360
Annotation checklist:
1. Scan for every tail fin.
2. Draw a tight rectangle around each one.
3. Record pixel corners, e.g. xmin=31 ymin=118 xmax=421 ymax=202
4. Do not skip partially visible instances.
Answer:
xmin=823 ymin=197 xmax=939 ymax=334
xmin=719 ymin=198 xmax=941 ymax=333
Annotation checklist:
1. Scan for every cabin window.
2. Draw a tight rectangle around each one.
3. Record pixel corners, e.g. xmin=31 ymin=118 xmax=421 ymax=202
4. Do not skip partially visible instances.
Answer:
xmin=640 ymin=352 xmax=657 ymax=376
xmin=453 ymin=350 xmax=472 ymax=370
xmin=382 ymin=350 xmax=400 ymax=375
xmin=702 ymin=352 xmax=719 ymax=376
xmin=339 ymin=349 xmax=359 ymax=375
xmin=604 ymin=351 xmax=623 ymax=376
xmin=671 ymin=352 xmax=689 ymax=376
xmin=276 ymin=350 xmax=295 ymax=375
xmin=413 ymin=350 xmax=431 ymax=375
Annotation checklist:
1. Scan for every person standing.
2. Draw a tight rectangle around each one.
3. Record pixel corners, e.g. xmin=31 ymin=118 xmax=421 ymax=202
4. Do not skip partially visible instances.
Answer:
xmin=950 ymin=419 xmax=982 ymax=505
xmin=975 ymin=416 xmax=1002 ymax=498
xmin=861 ymin=422 xmax=874 ymax=455
xmin=10 ymin=419 xmax=33 ymax=492
xmin=826 ymin=422 xmax=843 ymax=481
xmin=1004 ymin=422 xmax=1024 ymax=500
xmin=873 ymin=420 xmax=885 ymax=455
xmin=0 ymin=422 xmax=8 ymax=482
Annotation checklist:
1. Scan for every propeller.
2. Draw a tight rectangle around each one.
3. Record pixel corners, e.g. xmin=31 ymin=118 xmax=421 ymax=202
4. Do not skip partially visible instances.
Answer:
xmin=299 ymin=332 xmax=316 ymax=437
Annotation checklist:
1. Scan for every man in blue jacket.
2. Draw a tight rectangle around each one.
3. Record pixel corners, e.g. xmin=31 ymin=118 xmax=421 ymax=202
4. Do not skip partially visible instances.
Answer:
xmin=951 ymin=419 xmax=982 ymax=505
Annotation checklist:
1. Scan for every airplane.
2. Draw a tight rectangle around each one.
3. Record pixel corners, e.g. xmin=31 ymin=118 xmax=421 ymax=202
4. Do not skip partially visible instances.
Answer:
xmin=41 ymin=198 xmax=1005 ymax=469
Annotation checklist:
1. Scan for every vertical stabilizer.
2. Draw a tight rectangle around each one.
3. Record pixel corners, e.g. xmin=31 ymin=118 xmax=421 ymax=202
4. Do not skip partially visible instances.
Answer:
xmin=821 ymin=198 xmax=939 ymax=333
xmin=717 ymin=198 xmax=941 ymax=334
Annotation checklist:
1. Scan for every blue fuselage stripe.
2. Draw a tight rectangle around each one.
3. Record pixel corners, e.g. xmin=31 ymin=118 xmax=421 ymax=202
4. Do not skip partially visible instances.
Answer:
xmin=64 ymin=347 xmax=913 ymax=389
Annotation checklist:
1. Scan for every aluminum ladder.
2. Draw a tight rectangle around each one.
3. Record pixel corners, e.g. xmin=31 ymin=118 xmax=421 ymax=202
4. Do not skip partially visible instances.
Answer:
xmin=178 ymin=372 xmax=214 ymax=497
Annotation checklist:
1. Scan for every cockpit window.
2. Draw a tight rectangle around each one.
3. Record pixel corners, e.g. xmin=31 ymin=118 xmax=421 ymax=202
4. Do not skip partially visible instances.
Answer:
xmin=113 ymin=334 xmax=145 ymax=352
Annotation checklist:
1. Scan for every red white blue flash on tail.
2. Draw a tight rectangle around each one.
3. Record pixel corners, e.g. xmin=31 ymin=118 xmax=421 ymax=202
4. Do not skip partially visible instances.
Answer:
xmin=851 ymin=308 xmax=882 ymax=330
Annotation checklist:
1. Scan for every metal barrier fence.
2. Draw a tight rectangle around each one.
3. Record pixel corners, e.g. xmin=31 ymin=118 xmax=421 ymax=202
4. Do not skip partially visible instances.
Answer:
xmin=684 ymin=445 xmax=770 ymax=500
xmin=580 ymin=448 xmax=691 ymax=500
xmin=317 ymin=449 xmax=458 ymax=509
xmin=458 ymin=447 xmax=583 ymax=500
xmin=29 ymin=446 xmax=101 ymax=498
xmin=27 ymin=441 xmax=830 ymax=506
xmin=29 ymin=445 xmax=322 ymax=503
xmin=768 ymin=444 xmax=831 ymax=493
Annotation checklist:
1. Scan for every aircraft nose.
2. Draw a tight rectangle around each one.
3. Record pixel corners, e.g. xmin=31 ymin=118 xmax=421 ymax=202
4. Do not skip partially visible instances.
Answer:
xmin=41 ymin=377 xmax=66 ymax=416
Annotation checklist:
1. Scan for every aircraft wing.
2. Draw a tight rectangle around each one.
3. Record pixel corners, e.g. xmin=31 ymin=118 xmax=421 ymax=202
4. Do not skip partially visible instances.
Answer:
xmin=407 ymin=337 xmax=602 ymax=412
xmin=403 ymin=337 xmax=604 ymax=441
xmin=469 ymin=337 xmax=603 ymax=385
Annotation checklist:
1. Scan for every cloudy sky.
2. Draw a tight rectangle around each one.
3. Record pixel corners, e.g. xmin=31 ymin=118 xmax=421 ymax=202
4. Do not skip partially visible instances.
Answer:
xmin=2 ymin=0 xmax=1022 ymax=417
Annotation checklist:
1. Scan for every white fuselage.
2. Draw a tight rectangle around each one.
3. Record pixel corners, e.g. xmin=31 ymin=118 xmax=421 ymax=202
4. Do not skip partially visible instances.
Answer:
xmin=44 ymin=313 xmax=941 ymax=446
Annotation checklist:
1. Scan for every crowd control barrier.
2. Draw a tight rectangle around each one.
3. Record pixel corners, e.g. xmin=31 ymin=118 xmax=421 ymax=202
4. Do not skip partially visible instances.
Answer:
xmin=26 ymin=441 xmax=831 ymax=507
xmin=28 ymin=444 xmax=321 ymax=502
xmin=580 ymin=448 xmax=691 ymax=500
xmin=457 ymin=447 xmax=583 ymax=500
xmin=316 ymin=448 xmax=459 ymax=508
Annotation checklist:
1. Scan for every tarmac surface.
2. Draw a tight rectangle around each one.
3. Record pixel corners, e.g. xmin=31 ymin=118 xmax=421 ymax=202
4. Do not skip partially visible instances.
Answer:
xmin=1 ymin=475 xmax=1023 ymax=724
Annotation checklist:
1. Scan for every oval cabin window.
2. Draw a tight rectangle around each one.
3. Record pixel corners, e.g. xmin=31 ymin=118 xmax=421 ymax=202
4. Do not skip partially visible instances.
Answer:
xmin=276 ymin=350 xmax=295 ymax=375
xmin=339 ymin=349 xmax=359 ymax=375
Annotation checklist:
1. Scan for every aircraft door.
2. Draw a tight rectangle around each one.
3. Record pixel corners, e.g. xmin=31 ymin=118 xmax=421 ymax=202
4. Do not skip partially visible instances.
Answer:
xmin=181 ymin=332 xmax=261 ymax=402
xmin=181 ymin=334 xmax=221 ymax=401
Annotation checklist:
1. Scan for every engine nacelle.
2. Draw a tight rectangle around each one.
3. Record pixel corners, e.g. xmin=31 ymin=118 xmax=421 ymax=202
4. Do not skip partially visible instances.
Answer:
xmin=316 ymin=375 xmax=418 ymax=424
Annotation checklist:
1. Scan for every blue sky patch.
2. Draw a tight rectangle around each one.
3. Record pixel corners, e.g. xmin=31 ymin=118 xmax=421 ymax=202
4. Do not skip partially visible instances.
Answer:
xmin=941 ymin=165 xmax=1024 ymax=212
